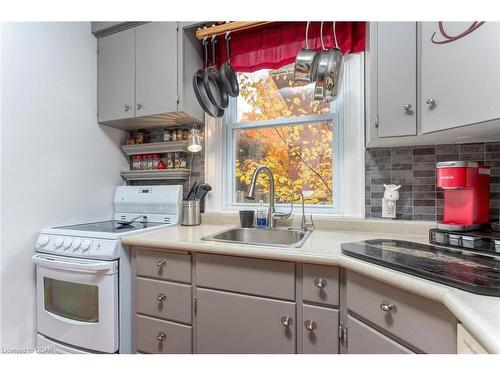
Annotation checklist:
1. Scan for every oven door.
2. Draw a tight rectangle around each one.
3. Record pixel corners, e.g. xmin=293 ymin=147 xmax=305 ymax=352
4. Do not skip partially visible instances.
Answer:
xmin=32 ymin=253 xmax=119 ymax=353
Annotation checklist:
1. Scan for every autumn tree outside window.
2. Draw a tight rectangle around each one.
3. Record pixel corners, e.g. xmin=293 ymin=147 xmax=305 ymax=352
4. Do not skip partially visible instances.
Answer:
xmin=225 ymin=64 xmax=341 ymax=211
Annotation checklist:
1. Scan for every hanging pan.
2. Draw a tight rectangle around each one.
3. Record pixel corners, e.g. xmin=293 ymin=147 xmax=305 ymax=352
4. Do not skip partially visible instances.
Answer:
xmin=220 ymin=32 xmax=239 ymax=97
xmin=203 ymin=35 xmax=228 ymax=112
xmin=193 ymin=37 xmax=221 ymax=117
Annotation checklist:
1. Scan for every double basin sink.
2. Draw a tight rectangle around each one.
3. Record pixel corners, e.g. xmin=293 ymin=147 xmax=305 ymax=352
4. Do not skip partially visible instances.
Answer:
xmin=202 ymin=227 xmax=311 ymax=248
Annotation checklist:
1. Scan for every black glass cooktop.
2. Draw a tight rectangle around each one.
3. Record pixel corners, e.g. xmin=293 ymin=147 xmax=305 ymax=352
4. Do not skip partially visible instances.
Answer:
xmin=341 ymin=239 xmax=500 ymax=297
xmin=55 ymin=220 xmax=165 ymax=233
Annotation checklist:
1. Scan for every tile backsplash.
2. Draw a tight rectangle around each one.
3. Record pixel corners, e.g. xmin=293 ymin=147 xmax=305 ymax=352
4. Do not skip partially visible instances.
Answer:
xmin=365 ymin=142 xmax=500 ymax=222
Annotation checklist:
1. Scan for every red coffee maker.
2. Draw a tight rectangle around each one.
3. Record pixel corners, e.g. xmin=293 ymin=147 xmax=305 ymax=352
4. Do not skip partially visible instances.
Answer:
xmin=436 ymin=161 xmax=490 ymax=231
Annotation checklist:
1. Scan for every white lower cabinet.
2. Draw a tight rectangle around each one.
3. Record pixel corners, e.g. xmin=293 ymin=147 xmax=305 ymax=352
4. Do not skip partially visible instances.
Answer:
xmin=132 ymin=249 xmax=464 ymax=354
xmin=301 ymin=304 xmax=339 ymax=354
xmin=195 ymin=288 xmax=296 ymax=354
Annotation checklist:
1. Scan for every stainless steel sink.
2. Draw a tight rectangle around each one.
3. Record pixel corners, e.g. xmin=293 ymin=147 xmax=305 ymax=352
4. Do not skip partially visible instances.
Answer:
xmin=202 ymin=227 xmax=311 ymax=248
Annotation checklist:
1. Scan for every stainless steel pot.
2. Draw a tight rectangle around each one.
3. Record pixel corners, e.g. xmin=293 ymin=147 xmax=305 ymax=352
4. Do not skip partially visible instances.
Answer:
xmin=294 ymin=22 xmax=319 ymax=83
xmin=314 ymin=22 xmax=344 ymax=102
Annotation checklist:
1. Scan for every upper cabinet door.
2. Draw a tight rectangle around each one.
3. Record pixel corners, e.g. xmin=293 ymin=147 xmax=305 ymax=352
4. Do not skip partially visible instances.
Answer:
xmin=97 ymin=29 xmax=135 ymax=122
xmin=377 ymin=22 xmax=417 ymax=137
xmin=135 ymin=22 xmax=179 ymax=117
xmin=421 ymin=22 xmax=500 ymax=133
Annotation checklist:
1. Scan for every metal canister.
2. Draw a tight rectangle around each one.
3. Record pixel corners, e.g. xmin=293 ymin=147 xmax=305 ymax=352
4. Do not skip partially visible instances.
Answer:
xmin=181 ymin=200 xmax=201 ymax=226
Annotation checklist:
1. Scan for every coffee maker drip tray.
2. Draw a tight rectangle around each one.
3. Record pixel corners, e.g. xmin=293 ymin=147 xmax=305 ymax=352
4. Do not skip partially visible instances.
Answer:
xmin=437 ymin=222 xmax=485 ymax=232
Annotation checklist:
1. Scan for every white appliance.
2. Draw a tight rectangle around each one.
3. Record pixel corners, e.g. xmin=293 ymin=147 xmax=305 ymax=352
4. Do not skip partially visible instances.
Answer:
xmin=33 ymin=185 xmax=182 ymax=354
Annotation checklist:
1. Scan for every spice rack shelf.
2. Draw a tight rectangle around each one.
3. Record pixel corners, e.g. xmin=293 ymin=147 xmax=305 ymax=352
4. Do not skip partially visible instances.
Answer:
xmin=120 ymin=169 xmax=190 ymax=181
xmin=121 ymin=141 xmax=188 ymax=156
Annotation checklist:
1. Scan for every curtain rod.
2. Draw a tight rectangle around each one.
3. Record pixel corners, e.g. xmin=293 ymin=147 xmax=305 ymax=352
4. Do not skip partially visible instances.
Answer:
xmin=195 ymin=21 xmax=272 ymax=40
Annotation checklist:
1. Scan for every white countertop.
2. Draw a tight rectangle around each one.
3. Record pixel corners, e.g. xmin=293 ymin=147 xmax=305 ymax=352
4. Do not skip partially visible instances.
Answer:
xmin=122 ymin=223 xmax=500 ymax=354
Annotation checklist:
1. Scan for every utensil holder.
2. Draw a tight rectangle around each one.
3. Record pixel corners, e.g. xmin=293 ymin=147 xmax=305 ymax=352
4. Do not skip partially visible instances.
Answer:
xmin=181 ymin=200 xmax=201 ymax=226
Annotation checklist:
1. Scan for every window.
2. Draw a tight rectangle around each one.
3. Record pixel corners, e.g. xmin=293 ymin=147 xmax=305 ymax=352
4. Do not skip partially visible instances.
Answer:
xmin=224 ymin=64 xmax=341 ymax=212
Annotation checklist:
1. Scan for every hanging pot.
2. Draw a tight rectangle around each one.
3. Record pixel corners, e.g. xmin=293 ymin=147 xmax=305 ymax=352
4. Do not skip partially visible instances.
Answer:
xmin=220 ymin=32 xmax=239 ymax=97
xmin=294 ymin=21 xmax=319 ymax=83
xmin=193 ymin=38 xmax=221 ymax=117
xmin=314 ymin=22 xmax=344 ymax=102
xmin=203 ymin=35 xmax=228 ymax=112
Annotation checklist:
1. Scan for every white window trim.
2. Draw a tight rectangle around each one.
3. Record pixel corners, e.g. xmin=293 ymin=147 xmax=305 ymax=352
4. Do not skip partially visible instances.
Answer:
xmin=205 ymin=53 xmax=365 ymax=219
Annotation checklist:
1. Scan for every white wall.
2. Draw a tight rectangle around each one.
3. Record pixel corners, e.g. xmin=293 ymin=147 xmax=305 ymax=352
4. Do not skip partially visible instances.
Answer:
xmin=0 ymin=22 xmax=128 ymax=349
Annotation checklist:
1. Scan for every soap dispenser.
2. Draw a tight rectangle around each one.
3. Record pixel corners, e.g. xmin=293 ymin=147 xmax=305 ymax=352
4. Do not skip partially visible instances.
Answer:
xmin=256 ymin=200 xmax=267 ymax=227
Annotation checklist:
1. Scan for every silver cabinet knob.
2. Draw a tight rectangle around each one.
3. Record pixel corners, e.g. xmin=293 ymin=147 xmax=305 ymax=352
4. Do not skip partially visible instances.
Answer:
xmin=157 ymin=260 xmax=166 ymax=268
xmin=156 ymin=332 xmax=167 ymax=342
xmin=304 ymin=320 xmax=317 ymax=332
xmin=281 ymin=316 xmax=292 ymax=327
xmin=426 ymin=98 xmax=437 ymax=108
xmin=314 ymin=278 xmax=327 ymax=289
xmin=124 ymin=104 xmax=130 ymax=112
xmin=157 ymin=293 xmax=167 ymax=302
xmin=137 ymin=103 xmax=142 ymax=111
xmin=380 ymin=302 xmax=396 ymax=312
xmin=403 ymin=104 xmax=413 ymax=113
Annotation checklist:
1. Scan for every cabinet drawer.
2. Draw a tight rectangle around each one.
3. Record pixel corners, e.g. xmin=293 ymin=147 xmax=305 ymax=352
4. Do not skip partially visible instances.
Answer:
xmin=136 ymin=315 xmax=192 ymax=354
xmin=135 ymin=249 xmax=191 ymax=283
xmin=195 ymin=253 xmax=295 ymax=300
xmin=301 ymin=304 xmax=339 ymax=354
xmin=346 ymin=271 xmax=457 ymax=353
xmin=302 ymin=264 xmax=339 ymax=306
xmin=347 ymin=315 xmax=414 ymax=354
xmin=196 ymin=288 xmax=296 ymax=354
xmin=136 ymin=277 xmax=192 ymax=324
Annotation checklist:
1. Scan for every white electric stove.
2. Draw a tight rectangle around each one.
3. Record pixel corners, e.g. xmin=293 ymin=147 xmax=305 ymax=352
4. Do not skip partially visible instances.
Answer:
xmin=33 ymin=185 xmax=182 ymax=354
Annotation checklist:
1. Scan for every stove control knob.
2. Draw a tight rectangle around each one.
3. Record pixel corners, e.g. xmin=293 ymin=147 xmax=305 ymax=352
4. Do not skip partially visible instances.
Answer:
xmin=37 ymin=236 xmax=50 ymax=247
xmin=63 ymin=238 xmax=72 ymax=249
xmin=81 ymin=239 xmax=92 ymax=251
xmin=54 ymin=237 xmax=64 ymax=248
xmin=72 ymin=239 xmax=81 ymax=250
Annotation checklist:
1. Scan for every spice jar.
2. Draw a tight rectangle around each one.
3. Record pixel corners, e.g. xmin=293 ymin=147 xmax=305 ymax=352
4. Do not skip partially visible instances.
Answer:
xmin=166 ymin=153 xmax=174 ymax=169
xmin=182 ymin=129 xmax=189 ymax=141
xmin=136 ymin=129 xmax=145 ymax=144
xmin=180 ymin=152 xmax=188 ymax=168
xmin=176 ymin=129 xmax=183 ymax=141
xmin=174 ymin=152 xmax=181 ymax=169
xmin=163 ymin=129 xmax=171 ymax=142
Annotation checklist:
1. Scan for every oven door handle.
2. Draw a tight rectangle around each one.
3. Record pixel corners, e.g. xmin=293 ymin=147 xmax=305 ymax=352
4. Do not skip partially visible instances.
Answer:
xmin=32 ymin=254 xmax=117 ymax=272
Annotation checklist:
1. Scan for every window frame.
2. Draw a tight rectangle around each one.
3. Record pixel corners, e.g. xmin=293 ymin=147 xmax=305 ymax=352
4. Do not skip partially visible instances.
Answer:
xmin=222 ymin=70 xmax=344 ymax=215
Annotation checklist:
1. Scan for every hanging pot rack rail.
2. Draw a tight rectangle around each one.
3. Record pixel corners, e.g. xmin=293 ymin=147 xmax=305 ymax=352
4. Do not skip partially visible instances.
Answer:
xmin=195 ymin=21 xmax=272 ymax=40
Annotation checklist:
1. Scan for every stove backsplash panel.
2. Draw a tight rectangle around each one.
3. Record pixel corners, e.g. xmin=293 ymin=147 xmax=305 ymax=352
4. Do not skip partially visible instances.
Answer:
xmin=365 ymin=142 xmax=500 ymax=222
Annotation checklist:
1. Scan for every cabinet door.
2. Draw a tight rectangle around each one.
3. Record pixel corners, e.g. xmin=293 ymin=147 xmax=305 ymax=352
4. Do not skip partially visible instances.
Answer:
xmin=377 ymin=22 xmax=417 ymax=137
xmin=346 ymin=315 xmax=414 ymax=354
xmin=97 ymin=28 xmax=135 ymax=122
xmin=302 ymin=304 xmax=339 ymax=354
xmin=421 ymin=22 xmax=500 ymax=133
xmin=135 ymin=22 xmax=178 ymax=117
xmin=195 ymin=288 xmax=296 ymax=354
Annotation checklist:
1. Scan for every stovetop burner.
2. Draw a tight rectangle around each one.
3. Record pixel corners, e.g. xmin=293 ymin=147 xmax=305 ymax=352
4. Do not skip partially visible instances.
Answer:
xmin=55 ymin=220 xmax=166 ymax=234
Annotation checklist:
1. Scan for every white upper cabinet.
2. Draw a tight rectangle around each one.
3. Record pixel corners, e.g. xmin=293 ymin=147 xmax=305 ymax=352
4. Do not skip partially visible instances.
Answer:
xmin=135 ymin=22 xmax=178 ymax=117
xmin=366 ymin=21 xmax=500 ymax=147
xmin=421 ymin=22 xmax=500 ymax=133
xmin=96 ymin=22 xmax=203 ymax=129
xmin=377 ymin=22 xmax=417 ymax=137
xmin=97 ymin=29 xmax=135 ymax=122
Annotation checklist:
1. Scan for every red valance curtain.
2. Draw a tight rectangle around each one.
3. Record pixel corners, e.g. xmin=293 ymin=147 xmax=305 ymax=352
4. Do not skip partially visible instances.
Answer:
xmin=214 ymin=21 xmax=366 ymax=72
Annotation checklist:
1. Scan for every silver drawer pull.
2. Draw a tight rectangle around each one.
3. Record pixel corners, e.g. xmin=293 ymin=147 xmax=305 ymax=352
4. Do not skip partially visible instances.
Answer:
xmin=304 ymin=320 xmax=317 ymax=332
xmin=156 ymin=260 xmax=166 ymax=268
xmin=281 ymin=316 xmax=292 ymax=327
xmin=380 ymin=303 xmax=395 ymax=312
xmin=314 ymin=278 xmax=327 ymax=289
xmin=157 ymin=332 xmax=167 ymax=342
xmin=157 ymin=293 xmax=167 ymax=302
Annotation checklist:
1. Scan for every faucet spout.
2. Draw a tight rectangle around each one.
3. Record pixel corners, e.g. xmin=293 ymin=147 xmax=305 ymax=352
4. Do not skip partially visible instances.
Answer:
xmin=246 ymin=165 xmax=276 ymax=227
